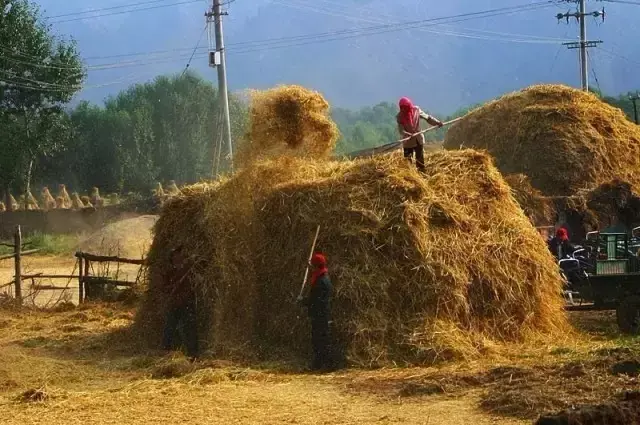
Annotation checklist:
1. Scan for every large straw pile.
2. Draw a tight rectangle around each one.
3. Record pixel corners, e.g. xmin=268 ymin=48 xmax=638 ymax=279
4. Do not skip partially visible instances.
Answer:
xmin=137 ymin=136 xmax=567 ymax=364
xmin=445 ymin=84 xmax=640 ymax=196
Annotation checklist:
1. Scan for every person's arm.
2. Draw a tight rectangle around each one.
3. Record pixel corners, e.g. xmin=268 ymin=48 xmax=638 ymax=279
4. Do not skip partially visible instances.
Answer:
xmin=419 ymin=109 xmax=444 ymax=128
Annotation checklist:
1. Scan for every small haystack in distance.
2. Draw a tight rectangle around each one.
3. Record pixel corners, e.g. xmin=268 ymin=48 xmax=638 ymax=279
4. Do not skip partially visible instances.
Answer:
xmin=165 ymin=181 xmax=180 ymax=197
xmin=71 ymin=192 xmax=85 ymax=209
xmin=81 ymin=196 xmax=94 ymax=208
xmin=57 ymin=185 xmax=72 ymax=209
xmin=240 ymin=85 xmax=339 ymax=164
xmin=107 ymin=193 xmax=120 ymax=205
xmin=152 ymin=182 xmax=165 ymax=198
xmin=9 ymin=194 xmax=18 ymax=211
xmin=55 ymin=196 xmax=67 ymax=210
xmin=445 ymin=85 xmax=640 ymax=196
xmin=26 ymin=191 xmax=39 ymax=210
xmin=137 ymin=151 xmax=567 ymax=366
xmin=41 ymin=187 xmax=56 ymax=210
xmin=90 ymin=187 xmax=104 ymax=207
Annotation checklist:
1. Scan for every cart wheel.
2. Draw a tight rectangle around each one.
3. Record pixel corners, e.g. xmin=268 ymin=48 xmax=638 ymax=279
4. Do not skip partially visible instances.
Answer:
xmin=616 ymin=296 xmax=640 ymax=335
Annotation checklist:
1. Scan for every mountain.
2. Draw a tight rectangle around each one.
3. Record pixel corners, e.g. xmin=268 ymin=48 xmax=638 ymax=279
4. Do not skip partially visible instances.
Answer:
xmin=38 ymin=0 xmax=640 ymax=114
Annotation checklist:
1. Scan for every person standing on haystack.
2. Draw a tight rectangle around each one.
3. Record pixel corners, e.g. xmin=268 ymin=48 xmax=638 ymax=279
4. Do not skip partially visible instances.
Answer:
xmin=397 ymin=97 xmax=444 ymax=172
xmin=162 ymin=246 xmax=199 ymax=360
xmin=298 ymin=252 xmax=334 ymax=372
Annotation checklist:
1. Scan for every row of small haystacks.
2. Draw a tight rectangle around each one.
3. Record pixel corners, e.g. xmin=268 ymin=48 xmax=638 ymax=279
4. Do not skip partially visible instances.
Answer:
xmin=136 ymin=85 xmax=568 ymax=366
xmin=445 ymin=84 xmax=640 ymax=235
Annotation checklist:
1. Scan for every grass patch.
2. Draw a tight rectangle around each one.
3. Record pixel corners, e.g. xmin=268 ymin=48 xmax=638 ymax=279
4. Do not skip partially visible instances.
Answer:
xmin=0 ymin=233 xmax=77 ymax=256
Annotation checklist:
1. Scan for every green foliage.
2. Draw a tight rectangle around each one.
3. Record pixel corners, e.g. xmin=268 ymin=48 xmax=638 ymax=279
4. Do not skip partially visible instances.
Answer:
xmin=38 ymin=72 xmax=248 ymax=193
xmin=0 ymin=232 xmax=76 ymax=256
xmin=0 ymin=0 xmax=84 ymax=195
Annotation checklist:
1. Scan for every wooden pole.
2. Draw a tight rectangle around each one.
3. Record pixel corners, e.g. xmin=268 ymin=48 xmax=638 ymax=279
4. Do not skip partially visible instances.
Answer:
xmin=78 ymin=256 xmax=84 ymax=304
xmin=84 ymin=259 xmax=90 ymax=301
xmin=298 ymin=225 xmax=321 ymax=300
xmin=14 ymin=225 xmax=22 ymax=307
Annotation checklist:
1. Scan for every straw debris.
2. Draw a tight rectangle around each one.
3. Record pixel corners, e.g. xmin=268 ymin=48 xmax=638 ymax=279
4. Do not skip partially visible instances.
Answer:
xmin=445 ymin=84 xmax=640 ymax=196
xmin=239 ymin=85 xmax=339 ymax=165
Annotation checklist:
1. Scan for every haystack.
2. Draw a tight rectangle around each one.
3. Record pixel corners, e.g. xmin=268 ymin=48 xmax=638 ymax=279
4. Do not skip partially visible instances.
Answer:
xmin=57 ymin=185 xmax=71 ymax=209
xmin=81 ymin=196 xmax=93 ymax=208
xmin=9 ymin=194 xmax=18 ymax=211
xmin=165 ymin=181 xmax=181 ymax=197
xmin=445 ymin=85 xmax=640 ymax=196
xmin=41 ymin=187 xmax=56 ymax=210
xmin=504 ymin=174 xmax=555 ymax=226
xmin=137 ymin=86 xmax=566 ymax=366
xmin=71 ymin=192 xmax=85 ymax=209
xmin=26 ymin=191 xmax=39 ymax=210
xmin=152 ymin=182 xmax=165 ymax=198
xmin=90 ymin=187 xmax=104 ymax=207
xmin=55 ymin=196 xmax=67 ymax=210
xmin=0 ymin=201 xmax=5 ymax=212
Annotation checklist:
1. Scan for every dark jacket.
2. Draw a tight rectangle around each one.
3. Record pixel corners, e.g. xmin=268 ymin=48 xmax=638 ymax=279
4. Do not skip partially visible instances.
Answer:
xmin=548 ymin=237 xmax=575 ymax=260
xmin=307 ymin=274 xmax=332 ymax=321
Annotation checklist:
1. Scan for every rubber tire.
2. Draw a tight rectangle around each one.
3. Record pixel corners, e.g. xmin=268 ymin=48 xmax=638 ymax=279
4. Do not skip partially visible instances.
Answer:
xmin=616 ymin=295 xmax=640 ymax=335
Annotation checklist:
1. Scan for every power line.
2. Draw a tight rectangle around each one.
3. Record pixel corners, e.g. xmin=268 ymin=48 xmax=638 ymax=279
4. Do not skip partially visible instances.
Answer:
xmin=46 ymin=0 xmax=190 ymax=19
xmin=0 ymin=0 xmax=565 ymax=82
xmin=599 ymin=0 xmax=640 ymax=5
xmin=0 ymin=1 xmax=558 ymax=73
xmin=586 ymin=49 xmax=601 ymax=93
xmin=49 ymin=0 xmax=202 ymax=24
xmin=181 ymin=24 xmax=208 ymax=77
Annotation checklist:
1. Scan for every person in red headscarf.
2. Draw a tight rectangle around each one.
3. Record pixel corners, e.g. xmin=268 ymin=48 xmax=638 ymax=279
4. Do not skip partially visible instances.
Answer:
xmin=298 ymin=252 xmax=334 ymax=371
xmin=548 ymin=227 xmax=576 ymax=260
xmin=397 ymin=97 xmax=444 ymax=172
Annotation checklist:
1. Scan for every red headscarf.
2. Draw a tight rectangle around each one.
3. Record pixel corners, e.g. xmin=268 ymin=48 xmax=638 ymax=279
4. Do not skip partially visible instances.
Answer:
xmin=555 ymin=227 xmax=569 ymax=241
xmin=310 ymin=252 xmax=328 ymax=287
xmin=398 ymin=97 xmax=418 ymax=129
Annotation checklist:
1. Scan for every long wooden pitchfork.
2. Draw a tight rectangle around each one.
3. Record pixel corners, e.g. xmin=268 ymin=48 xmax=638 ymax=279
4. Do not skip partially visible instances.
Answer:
xmin=297 ymin=225 xmax=321 ymax=302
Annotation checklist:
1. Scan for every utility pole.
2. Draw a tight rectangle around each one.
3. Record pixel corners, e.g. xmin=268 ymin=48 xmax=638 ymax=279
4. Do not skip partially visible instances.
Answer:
xmin=556 ymin=0 xmax=605 ymax=91
xmin=630 ymin=93 xmax=640 ymax=125
xmin=206 ymin=0 xmax=233 ymax=172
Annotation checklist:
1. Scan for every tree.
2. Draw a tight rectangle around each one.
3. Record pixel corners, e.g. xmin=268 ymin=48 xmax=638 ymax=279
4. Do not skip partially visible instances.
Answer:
xmin=55 ymin=72 xmax=248 ymax=193
xmin=0 ymin=0 xmax=84 ymax=207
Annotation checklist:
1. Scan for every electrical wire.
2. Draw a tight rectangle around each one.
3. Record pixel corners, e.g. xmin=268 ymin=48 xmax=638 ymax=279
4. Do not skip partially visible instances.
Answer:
xmin=586 ymin=49 xmax=602 ymax=94
xmin=599 ymin=0 xmax=640 ymax=5
xmin=49 ymin=0 xmax=202 ymax=24
xmin=181 ymin=24 xmax=208 ymax=77
xmin=4 ymin=0 xmax=561 ymax=71
xmin=46 ymin=0 xmax=191 ymax=19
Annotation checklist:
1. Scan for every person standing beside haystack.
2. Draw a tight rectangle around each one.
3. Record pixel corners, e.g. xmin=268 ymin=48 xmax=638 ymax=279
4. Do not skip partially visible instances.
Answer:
xmin=162 ymin=246 xmax=199 ymax=360
xmin=397 ymin=97 xmax=444 ymax=172
xmin=298 ymin=252 xmax=334 ymax=372
xmin=548 ymin=228 xmax=575 ymax=260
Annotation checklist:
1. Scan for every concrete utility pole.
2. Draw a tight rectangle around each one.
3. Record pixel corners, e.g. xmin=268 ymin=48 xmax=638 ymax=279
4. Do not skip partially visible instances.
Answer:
xmin=630 ymin=93 xmax=640 ymax=125
xmin=206 ymin=0 xmax=233 ymax=172
xmin=556 ymin=0 xmax=605 ymax=91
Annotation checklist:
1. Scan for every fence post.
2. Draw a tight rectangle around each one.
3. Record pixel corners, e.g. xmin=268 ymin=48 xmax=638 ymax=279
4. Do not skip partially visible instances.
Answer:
xmin=14 ymin=225 xmax=22 ymax=307
xmin=78 ymin=254 xmax=84 ymax=304
xmin=84 ymin=259 xmax=90 ymax=302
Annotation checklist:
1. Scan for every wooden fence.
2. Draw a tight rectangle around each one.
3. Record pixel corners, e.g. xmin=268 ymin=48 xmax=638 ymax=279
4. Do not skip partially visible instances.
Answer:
xmin=1 ymin=225 xmax=146 ymax=308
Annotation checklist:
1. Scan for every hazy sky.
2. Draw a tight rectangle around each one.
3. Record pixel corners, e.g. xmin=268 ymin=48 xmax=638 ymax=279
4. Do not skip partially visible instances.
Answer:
xmin=35 ymin=0 xmax=640 ymax=113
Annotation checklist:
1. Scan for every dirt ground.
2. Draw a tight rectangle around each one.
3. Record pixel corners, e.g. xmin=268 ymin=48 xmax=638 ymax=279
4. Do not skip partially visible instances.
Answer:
xmin=0 ymin=300 xmax=639 ymax=424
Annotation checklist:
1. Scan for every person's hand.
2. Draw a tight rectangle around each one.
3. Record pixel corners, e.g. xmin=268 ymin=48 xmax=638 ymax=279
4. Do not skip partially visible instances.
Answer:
xmin=437 ymin=121 xmax=444 ymax=128
xmin=296 ymin=295 xmax=304 ymax=304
